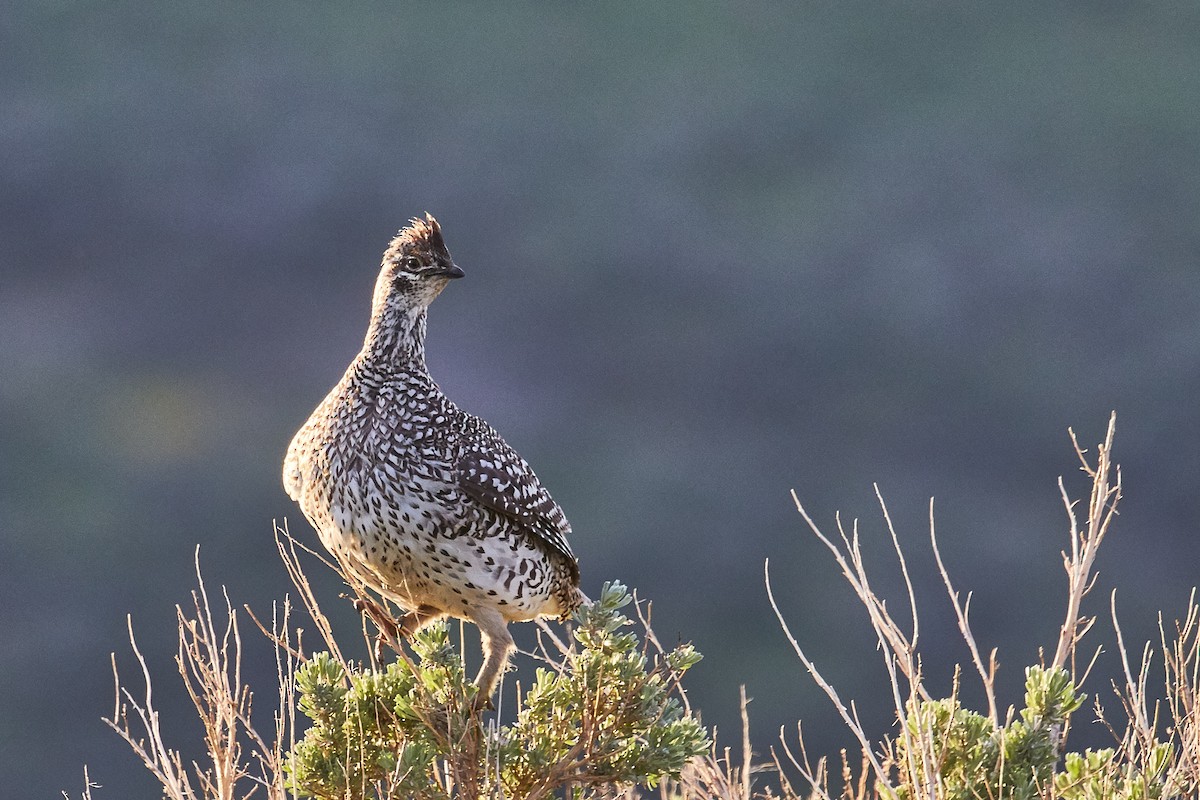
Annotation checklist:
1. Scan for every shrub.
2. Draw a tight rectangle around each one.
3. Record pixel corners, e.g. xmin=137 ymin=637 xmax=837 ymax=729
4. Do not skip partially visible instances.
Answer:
xmin=93 ymin=414 xmax=1200 ymax=799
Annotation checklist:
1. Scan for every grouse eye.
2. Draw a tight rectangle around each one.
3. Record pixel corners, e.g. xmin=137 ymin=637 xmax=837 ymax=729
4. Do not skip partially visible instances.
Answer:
xmin=402 ymin=256 xmax=423 ymax=270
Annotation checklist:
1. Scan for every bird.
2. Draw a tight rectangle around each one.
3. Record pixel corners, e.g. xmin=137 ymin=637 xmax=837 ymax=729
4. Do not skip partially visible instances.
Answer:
xmin=282 ymin=214 xmax=583 ymax=703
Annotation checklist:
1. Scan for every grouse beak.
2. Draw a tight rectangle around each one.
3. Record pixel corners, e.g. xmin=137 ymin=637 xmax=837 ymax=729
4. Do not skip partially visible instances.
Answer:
xmin=436 ymin=263 xmax=465 ymax=279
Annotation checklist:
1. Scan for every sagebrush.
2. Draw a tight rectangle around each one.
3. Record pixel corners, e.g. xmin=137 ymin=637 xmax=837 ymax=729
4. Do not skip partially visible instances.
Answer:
xmin=92 ymin=413 xmax=1200 ymax=799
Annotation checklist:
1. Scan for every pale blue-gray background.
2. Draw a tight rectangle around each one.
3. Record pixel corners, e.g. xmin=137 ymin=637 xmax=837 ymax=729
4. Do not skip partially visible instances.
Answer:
xmin=3 ymin=3 xmax=1199 ymax=795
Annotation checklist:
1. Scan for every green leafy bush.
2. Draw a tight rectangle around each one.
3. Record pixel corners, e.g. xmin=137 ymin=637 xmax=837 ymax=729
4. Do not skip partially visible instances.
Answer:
xmin=286 ymin=581 xmax=708 ymax=799
xmin=499 ymin=582 xmax=707 ymax=795
xmin=895 ymin=667 xmax=1085 ymax=800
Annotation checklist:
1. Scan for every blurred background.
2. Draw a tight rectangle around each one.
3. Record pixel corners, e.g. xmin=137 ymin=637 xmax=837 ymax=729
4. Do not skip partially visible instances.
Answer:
xmin=3 ymin=2 xmax=1200 ymax=795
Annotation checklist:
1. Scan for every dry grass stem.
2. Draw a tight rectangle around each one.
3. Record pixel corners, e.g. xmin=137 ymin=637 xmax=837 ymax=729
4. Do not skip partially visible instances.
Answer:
xmin=928 ymin=496 xmax=999 ymax=725
xmin=1052 ymin=411 xmax=1121 ymax=675
xmin=765 ymin=556 xmax=890 ymax=790
xmin=105 ymin=548 xmax=287 ymax=800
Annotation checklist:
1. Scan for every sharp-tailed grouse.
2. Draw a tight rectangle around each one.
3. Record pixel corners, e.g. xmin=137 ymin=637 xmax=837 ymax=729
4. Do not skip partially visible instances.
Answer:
xmin=283 ymin=214 xmax=582 ymax=701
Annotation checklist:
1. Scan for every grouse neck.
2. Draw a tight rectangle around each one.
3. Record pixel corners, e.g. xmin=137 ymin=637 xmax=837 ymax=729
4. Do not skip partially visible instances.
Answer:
xmin=361 ymin=303 xmax=429 ymax=373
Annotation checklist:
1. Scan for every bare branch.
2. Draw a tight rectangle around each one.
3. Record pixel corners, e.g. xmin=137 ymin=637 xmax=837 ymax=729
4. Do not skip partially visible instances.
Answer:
xmin=929 ymin=496 xmax=998 ymax=724
xmin=1052 ymin=411 xmax=1121 ymax=673
xmin=765 ymin=558 xmax=890 ymax=789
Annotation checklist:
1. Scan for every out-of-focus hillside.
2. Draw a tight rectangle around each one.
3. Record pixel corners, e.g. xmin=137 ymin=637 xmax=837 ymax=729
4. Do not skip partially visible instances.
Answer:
xmin=2 ymin=4 xmax=1199 ymax=795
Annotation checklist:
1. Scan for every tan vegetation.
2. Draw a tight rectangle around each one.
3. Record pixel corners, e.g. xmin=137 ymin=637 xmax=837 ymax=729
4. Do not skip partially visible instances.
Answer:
xmin=87 ymin=414 xmax=1200 ymax=798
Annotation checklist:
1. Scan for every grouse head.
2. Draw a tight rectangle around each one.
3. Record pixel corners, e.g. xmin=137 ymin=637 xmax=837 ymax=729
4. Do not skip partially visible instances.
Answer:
xmin=373 ymin=214 xmax=464 ymax=313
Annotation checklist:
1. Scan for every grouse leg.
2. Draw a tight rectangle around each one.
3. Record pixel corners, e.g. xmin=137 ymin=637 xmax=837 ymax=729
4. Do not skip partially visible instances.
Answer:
xmin=470 ymin=607 xmax=515 ymax=711
xmin=352 ymin=598 xmax=444 ymax=661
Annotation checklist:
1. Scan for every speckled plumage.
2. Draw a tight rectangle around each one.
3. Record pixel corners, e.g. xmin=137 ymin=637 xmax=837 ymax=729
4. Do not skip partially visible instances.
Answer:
xmin=283 ymin=214 xmax=582 ymax=699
